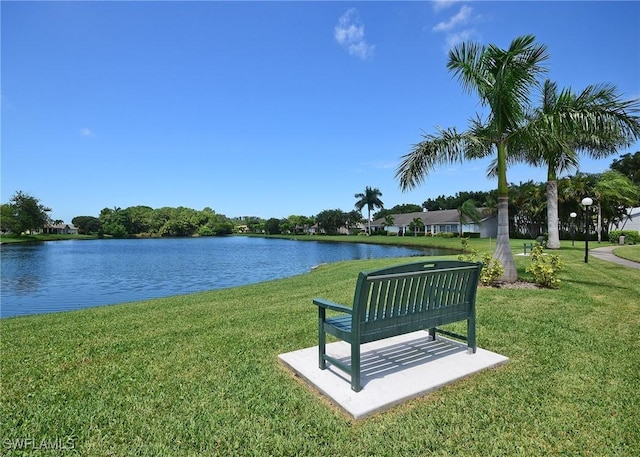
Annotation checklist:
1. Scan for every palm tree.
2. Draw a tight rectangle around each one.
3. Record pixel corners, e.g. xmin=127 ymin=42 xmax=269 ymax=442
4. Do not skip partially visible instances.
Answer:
xmin=593 ymin=171 xmax=639 ymax=241
xmin=354 ymin=186 xmax=384 ymax=235
xmin=411 ymin=217 xmax=425 ymax=236
xmin=396 ymin=35 xmax=549 ymax=282
xmin=457 ymin=199 xmax=482 ymax=236
xmin=383 ymin=214 xmax=395 ymax=235
xmin=518 ymin=80 xmax=640 ymax=248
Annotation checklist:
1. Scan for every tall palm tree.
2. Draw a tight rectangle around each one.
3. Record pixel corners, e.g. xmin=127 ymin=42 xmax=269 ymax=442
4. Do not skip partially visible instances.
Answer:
xmin=518 ymin=80 xmax=640 ymax=248
xmin=396 ymin=35 xmax=549 ymax=282
xmin=354 ymin=186 xmax=384 ymax=235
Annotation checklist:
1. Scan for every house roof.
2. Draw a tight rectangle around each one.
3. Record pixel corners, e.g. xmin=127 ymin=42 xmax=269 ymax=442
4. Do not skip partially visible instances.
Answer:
xmin=372 ymin=208 xmax=494 ymax=227
xmin=46 ymin=223 xmax=77 ymax=230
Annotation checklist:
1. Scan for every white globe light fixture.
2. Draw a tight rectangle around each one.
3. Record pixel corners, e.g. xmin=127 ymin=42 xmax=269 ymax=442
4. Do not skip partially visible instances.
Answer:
xmin=581 ymin=198 xmax=593 ymax=263
xmin=570 ymin=212 xmax=577 ymax=246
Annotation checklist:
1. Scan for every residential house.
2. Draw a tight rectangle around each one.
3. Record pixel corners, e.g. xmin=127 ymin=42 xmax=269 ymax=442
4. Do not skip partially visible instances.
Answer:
xmin=41 ymin=223 xmax=78 ymax=235
xmin=308 ymin=223 xmax=367 ymax=235
xmin=370 ymin=208 xmax=497 ymax=238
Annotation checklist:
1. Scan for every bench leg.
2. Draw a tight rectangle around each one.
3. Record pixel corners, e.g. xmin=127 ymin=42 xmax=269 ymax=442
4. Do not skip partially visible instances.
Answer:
xmin=318 ymin=309 xmax=326 ymax=370
xmin=467 ymin=317 xmax=477 ymax=354
xmin=351 ymin=343 xmax=361 ymax=392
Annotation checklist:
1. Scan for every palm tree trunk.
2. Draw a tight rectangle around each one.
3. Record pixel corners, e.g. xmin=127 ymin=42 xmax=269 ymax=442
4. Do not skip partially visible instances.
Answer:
xmin=495 ymin=196 xmax=518 ymax=282
xmin=367 ymin=209 xmax=371 ymax=235
xmin=546 ymin=180 xmax=560 ymax=249
xmin=494 ymin=142 xmax=517 ymax=282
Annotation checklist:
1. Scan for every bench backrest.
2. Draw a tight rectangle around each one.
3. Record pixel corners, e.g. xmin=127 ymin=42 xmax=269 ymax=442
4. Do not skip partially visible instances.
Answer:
xmin=352 ymin=260 xmax=482 ymax=338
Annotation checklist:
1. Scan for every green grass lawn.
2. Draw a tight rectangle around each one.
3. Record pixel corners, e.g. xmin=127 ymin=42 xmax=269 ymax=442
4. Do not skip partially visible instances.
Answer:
xmin=0 ymin=233 xmax=97 ymax=243
xmin=1 ymin=239 xmax=639 ymax=455
xmin=613 ymin=244 xmax=640 ymax=263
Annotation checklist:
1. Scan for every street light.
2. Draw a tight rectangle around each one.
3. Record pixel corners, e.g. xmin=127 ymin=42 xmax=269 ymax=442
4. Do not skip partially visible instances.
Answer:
xmin=582 ymin=197 xmax=593 ymax=263
xmin=570 ymin=212 xmax=577 ymax=246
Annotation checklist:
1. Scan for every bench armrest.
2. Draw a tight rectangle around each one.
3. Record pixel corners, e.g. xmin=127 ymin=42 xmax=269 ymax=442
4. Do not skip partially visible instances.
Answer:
xmin=313 ymin=298 xmax=352 ymax=315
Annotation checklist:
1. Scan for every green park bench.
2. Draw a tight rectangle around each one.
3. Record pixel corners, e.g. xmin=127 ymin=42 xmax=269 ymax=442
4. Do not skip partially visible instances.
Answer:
xmin=523 ymin=242 xmax=534 ymax=254
xmin=313 ymin=260 xmax=483 ymax=392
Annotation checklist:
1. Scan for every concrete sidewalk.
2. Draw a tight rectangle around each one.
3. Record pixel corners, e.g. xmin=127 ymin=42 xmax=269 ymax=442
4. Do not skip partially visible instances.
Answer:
xmin=279 ymin=331 xmax=509 ymax=419
xmin=590 ymin=245 xmax=640 ymax=269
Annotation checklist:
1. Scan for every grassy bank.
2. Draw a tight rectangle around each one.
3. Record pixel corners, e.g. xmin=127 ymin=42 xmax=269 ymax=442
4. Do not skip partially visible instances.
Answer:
xmin=0 ymin=234 xmax=97 ymax=244
xmin=1 ymin=241 xmax=639 ymax=455
xmin=613 ymin=244 xmax=640 ymax=263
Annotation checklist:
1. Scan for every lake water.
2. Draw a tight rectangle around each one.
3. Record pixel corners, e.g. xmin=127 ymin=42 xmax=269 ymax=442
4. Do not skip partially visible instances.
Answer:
xmin=1 ymin=237 xmax=455 ymax=318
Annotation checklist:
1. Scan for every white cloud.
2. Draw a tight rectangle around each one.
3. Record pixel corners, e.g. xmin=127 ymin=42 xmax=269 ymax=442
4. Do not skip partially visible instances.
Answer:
xmin=334 ymin=8 xmax=375 ymax=61
xmin=80 ymin=128 xmax=94 ymax=137
xmin=433 ymin=0 xmax=463 ymax=13
xmin=445 ymin=29 xmax=476 ymax=50
xmin=432 ymin=5 xmax=472 ymax=32
xmin=431 ymin=4 xmax=480 ymax=53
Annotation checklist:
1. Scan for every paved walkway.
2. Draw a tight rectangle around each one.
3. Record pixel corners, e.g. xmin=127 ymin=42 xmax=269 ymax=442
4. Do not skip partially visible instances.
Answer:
xmin=590 ymin=245 xmax=640 ymax=269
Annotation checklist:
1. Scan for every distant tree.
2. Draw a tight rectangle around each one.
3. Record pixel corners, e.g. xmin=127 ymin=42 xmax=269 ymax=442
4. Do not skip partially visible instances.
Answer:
xmin=383 ymin=215 xmax=395 ymax=235
xmin=593 ymin=170 xmax=639 ymax=240
xmin=374 ymin=203 xmax=422 ymax=220
xmin=458 ymin=199 xmax=482 ymax=236
xmin=423 ymin=195 xmax=450 ymax=211
xmin=3 ymin=191 xmax=52 ymax=235
xmin=279 ymin=218 xmax=293 ymax=234
xmin=508 ymin=181 xmax=547 ymax=238
xmin=354 ymin=186 xmax=384 ymax=234
xmin=242 ymin=216 xmax=265 ymax=233
xmin=99 ymin=207 xmax=128 ymax=237
xmin=284 ymin=215 xmax=303 ymax=234
xmin=345 ymin=210 xmax=364 ymax=233
xmin=125 ymin=206 xmax=154 ymax=234
xmin=265 ymin=218 xmax=281 ymax=235
xmin=316 ymin=209 xmax=347 ymax=235
xmin=0 ymin=204 xmax=19 ymax=234
xmin=409 ymin=217 xmax=425 ymax=236
xmin=610 ymin=151 xmax=640 ymax=186
xmin=72 ymin=216 xmax=102 ymax=234
xmin=199 ymin=208 xmax=234 ymax=236
xmin=423 ymin=190 xmax=496 ymax=211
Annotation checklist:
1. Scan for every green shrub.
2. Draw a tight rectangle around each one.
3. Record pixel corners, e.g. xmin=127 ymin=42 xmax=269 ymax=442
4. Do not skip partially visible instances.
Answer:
xmin=479 ymin=252 xmax=504 ymax=286
xmin=526 ymin=245 xmax=563 ymax=288
xmin=457 ymin=237 xmax=478 ymax=262
xmin=457 ymin=238 xmax=503 ymax=286
xmin=608 ymin=230 xmax=639 ymax=244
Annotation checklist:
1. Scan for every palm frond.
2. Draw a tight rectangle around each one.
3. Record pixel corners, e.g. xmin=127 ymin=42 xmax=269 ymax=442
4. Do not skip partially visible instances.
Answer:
xmin=396 ymin=127 xmax=485 ymax=191
xmin=447 ymin=41 xmax=489 ymax=99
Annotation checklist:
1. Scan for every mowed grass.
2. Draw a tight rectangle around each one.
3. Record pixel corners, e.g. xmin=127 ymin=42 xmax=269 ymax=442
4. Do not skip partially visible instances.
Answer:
xmin=613 ymin=244 xmax=640 ymax=263
xmin=1 ymin=240 xmax=639 ymax=456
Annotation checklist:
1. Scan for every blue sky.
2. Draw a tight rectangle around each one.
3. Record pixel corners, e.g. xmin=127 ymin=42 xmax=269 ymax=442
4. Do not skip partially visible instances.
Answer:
xmin=2 ymin=1 xmax=639 ymax=223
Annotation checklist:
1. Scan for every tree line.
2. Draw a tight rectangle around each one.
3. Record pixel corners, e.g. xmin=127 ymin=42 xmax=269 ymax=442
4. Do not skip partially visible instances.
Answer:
xmin=2 ymin=153 xmax=637 ymax=239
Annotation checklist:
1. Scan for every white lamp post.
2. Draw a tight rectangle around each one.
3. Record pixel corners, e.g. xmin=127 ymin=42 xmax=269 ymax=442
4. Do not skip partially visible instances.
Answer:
xmin=582 ymin=197 xmax=593 ymax=263
xmin=570 ymin=212 xmax=577 ymax=246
